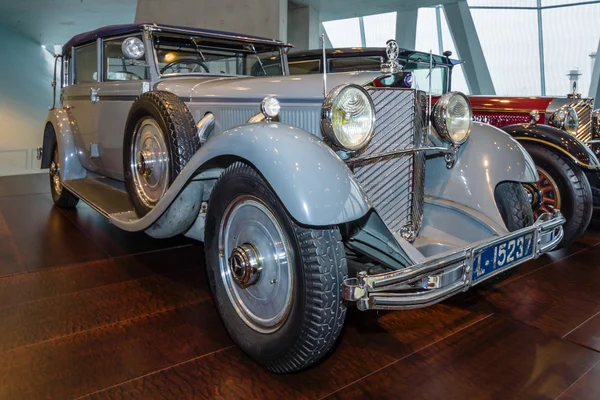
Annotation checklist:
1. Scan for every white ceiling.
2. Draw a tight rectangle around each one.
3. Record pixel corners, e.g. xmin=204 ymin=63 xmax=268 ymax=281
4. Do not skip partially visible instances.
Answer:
xmin=290 ymin=0 xmax=457 ymax=20
xmin=0 ymin=0 xmax=137 ymax=48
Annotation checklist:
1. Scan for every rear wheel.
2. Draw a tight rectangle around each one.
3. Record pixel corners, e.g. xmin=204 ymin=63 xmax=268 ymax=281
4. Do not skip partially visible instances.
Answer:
xmin=49 ymin=141 xmax=79 ymax=208
xmin=205 ymin=162 xmax=347 ymax=373
xmin=522 ymin=143 xmax=592 ymax=248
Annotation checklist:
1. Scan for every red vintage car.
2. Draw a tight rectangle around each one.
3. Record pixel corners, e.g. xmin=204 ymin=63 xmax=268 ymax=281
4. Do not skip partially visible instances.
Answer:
xmin=286 ymin=46 xmax=600 ymax=247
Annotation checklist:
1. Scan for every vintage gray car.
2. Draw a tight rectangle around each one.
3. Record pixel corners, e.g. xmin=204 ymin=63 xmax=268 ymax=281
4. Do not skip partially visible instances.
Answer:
xmin=41 ymin=23 xmax=564 ymax=373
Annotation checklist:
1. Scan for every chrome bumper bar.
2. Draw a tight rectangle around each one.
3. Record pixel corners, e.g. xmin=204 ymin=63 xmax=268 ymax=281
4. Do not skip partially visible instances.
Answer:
xmin=343 ymin=211 xmax=565 ymax=311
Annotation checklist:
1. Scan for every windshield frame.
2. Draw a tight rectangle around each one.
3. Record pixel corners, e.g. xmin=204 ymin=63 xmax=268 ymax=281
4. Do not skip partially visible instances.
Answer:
xmin=151 ymin=32 xmax=288 ymax=78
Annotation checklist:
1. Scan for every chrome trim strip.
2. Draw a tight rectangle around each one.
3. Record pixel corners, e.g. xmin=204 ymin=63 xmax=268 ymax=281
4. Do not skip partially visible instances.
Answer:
xmin=343 ymin=211 xmax=565 ymax=311
xmin=346 ymin=146 xmax=451 ymax=165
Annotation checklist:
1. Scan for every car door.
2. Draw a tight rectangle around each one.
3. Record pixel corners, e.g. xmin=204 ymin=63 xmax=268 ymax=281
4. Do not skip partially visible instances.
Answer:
xmin=61 ymin=41 xmax=103 ymax=174
xmin=95 ymin=35 xmax=151 ymax=181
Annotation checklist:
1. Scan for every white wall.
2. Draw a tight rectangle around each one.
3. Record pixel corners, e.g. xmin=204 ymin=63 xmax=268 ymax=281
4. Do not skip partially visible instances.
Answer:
xmin=0 ymin=23 xmax=55 ymax=176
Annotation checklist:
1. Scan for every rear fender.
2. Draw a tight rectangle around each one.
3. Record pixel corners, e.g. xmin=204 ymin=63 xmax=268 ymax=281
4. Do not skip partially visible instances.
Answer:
xmin=43 ymin=109 xmax=86 ymax=180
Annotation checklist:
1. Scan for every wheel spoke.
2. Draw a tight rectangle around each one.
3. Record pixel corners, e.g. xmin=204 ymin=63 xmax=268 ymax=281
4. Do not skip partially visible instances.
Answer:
xmin=542 ymin=196 xmax=555 ymax=205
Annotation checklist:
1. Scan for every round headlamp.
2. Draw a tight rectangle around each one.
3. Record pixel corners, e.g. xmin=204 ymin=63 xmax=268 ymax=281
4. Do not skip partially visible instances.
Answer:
xmin=550 ymin=105 xmax=579 ymax=135
xmin=431 ymin=92 xmax=472 ymax=145
xmin=321 ymin=84 xmax=375 ymax=151
xmin=121 ymin=37 xmax=145 ymax=60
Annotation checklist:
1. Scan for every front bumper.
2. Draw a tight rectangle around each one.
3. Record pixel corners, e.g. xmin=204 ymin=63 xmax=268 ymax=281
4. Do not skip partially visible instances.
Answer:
xmin=343 ymin=211 xmax=565 ymax=311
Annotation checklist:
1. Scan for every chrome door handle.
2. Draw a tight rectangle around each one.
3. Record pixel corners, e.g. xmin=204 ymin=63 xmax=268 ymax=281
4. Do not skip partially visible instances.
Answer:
xmin=90 ymin=87 xmax=100 ymax=103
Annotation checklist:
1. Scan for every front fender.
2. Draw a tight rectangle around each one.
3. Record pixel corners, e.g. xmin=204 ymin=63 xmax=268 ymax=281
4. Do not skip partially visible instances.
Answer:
xmin=503 ymin=123 xmax=600 ymax=170
xmin=112 ymin=122 xmax=370 ymax=231
xmin=425 ymin=122 xmax=538 ymax=229
xmin=43 ymin=108 xmax=86 ymax=181
xmin=202 ymin=123 xmax=371 ymax=225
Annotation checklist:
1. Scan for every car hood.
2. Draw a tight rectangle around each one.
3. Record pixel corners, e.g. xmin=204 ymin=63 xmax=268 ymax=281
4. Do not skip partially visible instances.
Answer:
xmin=154 ymin=72 xmax=383 ymax=104
xmin=467 ymin=96 xmax=556 ymax=113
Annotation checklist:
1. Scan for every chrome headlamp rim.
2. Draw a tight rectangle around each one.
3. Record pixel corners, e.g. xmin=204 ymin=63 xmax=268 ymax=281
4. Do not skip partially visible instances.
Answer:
xmin=550 ymin=105 xmax=579 ymax=134
xmin=431 ymin=91 xmax=473 ymax=146
xmin=321 ymin=84 xmax=376 ymax=152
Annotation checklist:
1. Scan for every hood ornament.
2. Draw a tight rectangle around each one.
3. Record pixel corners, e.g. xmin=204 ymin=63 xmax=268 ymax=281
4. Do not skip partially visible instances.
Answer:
xmin=381 ymin=39 xmax=402 ymax=73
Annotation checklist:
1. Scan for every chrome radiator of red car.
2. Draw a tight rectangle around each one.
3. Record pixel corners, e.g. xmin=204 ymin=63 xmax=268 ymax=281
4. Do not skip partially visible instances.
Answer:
xmin=352 ymin=88 xmax=426 ymax=242
xmin=571 ymin=99 xmax=594 ymax=143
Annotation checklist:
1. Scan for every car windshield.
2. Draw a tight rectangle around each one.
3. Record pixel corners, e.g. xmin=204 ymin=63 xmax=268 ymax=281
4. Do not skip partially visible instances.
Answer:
xmin=330 ymin=56 xmax=450 ymax=95
xmin=287 ymin=53 xmax=452 ymax=95
xmin=153 ymin=33 xmax=284 ymax=77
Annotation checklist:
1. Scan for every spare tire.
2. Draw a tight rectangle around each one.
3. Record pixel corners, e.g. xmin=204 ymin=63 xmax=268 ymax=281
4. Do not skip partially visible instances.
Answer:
xmin=123 ymin=91 xmax=200 ymax=217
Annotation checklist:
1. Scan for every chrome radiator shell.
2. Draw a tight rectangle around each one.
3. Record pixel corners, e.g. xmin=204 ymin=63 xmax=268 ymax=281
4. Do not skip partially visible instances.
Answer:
xmin=572 ymin=99 xmax=594 ymax=143
xmin=352 ymin=88 xmax=426 ymax=241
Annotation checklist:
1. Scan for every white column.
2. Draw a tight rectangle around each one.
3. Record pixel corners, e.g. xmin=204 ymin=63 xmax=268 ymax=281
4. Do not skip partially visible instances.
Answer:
xmin=135 ymin=0 xmax=288 ymax=42
xmin=443 ymin=1 xmax=495 ymax=95
xmin=288 ymin=5 xmax=320 ymax=50
xmin=588 ymin=39 xmax=600 ymax=107
xmin=395 ymin=9 xmax=418 ymax=50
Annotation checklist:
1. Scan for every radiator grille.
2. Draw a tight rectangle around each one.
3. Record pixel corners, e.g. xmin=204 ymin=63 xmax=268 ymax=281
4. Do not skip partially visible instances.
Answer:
xmin=572 ymin=99 xmax=594 ymax=143
xmin=353 ymin=88 xmax=426 ymax=241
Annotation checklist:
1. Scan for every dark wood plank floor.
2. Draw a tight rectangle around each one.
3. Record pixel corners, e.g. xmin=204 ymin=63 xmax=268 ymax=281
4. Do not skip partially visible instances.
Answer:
xmin=1 ymin=173 xmax=599 ymax=399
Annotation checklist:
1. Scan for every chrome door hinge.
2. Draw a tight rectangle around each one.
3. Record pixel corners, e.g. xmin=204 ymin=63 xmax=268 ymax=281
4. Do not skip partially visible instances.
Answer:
xmin=36 ymin=147 xmax=43 ymax=161
xmin=142 ymin=81 xmax=150 ymax=93
xmin=90 ymin=87 xmax=100 ymax=103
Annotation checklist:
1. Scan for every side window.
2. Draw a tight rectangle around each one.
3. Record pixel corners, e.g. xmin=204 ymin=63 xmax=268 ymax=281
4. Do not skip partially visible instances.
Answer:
xmin=288 ymin=60 xmax=320 ymax=75
xmin=104 ymin=37 xmax=149 ymax=81
xmin=329 ymin=57 xmax=381 ymax=73
xmin=74 ymin=43 xmax=98 ymax=84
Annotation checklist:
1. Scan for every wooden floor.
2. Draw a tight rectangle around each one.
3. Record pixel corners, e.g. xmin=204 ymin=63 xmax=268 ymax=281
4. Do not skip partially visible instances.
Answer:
xmin=1 ymin=174 xmax=600 ymax=399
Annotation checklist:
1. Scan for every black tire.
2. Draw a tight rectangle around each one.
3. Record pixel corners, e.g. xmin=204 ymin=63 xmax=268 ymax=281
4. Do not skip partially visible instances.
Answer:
xmin=495 ymin=182 xmax=534 ymax=232
xmin=123 ymin=91 xmax=200 ymax=216
xmin=49 ymin=140 xmax=79 ymax=208
xmin=522 ymin=143 xmax=593 ymax=248
xmin=205 ymin=162 xmax=347 ymax=373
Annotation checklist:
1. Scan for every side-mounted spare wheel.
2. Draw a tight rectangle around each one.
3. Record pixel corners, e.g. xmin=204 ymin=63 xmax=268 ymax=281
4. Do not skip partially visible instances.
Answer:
xmin=521 ymin=143 xmax=593 ymax=248
xmin=205 ymin=162 xmax=348 ymax=373
xmin=49 ymin=139 xmax=79 ymax=208
xmin=123 ymin=91 xmax=201 ymax=217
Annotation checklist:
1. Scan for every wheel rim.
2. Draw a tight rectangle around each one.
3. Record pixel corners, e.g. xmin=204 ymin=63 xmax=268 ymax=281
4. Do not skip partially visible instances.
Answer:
xmin=534 ymin=166 xmax=561 ymax=219
xmin=130 ymin=118 xmax=170 ymax=208
xmin=218 ymin=195 xmax=294 ymax=334
xmin=49 ymin=148 xmax=62 ymax=195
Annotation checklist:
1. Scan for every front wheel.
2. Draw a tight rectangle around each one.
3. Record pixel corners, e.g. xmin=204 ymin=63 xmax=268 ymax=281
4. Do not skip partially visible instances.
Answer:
xmin=205 ymin=162 xmax=347 ymax=373
xmin=522 ymin=143 xmax=592 ymax=248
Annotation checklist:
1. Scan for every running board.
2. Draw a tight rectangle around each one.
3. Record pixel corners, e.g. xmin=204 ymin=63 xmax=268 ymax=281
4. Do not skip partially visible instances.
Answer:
xmin=63 ymin=177 xmax=133 ymax=218
xmin=63 ymin=176 xmax=202 ymax=233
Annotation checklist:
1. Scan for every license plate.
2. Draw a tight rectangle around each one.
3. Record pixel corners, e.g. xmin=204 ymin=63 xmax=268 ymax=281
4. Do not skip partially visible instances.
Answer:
xmin=472 ymin=232 xmax=535 ymax=282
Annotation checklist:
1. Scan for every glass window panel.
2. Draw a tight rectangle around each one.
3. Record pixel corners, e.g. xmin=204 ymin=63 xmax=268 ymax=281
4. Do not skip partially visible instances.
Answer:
xmin=104 ymin=37 xmax=149 ymax=81
xmin=471 ymin=9 xmax=541 ymax=95
xmin=542 ymin=3 xmax=600 ymax=96
xmin=289 ymin=60 xmax=320 ymax=74
xmin=439 ymin=8 xmax=469 ymax=94
xmin=415 ymin=8 xmax=439 ymax=54
xmin=363 ymin=12 xmax=397 ymax=47
xmin=468 ymin=0 xmax=537 ymax=7
xmin=323 ymin=18 xmax=362 ymax=48
xmin=74 ymin=43 xmax=97 ymax=84
xmin=542 ymin=0 xmax=598 ymax=6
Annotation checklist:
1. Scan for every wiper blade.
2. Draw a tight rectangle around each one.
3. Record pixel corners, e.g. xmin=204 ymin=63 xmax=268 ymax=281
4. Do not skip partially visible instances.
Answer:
xmin=248 ymin=44 xmax=266 ymax=76
xmin=190 ymin=37 xmax=207 ymax=63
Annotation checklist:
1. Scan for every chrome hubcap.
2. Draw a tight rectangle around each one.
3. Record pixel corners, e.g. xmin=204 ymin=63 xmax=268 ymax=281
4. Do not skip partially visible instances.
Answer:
xmin=218 ymin=195 xmax=293 ymax=333
xmin=534 ymin=167 xmax=561 ymax=219
xmin=50 ymin=149 xmax=62 ymax=195
xmin=130 ymin=118 xmax=169 ymax=208
xmin=229 ymin=244 xmax=262 ymax=288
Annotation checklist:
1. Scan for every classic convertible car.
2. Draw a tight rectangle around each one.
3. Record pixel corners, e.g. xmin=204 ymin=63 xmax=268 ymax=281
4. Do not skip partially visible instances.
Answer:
xmin=288 ymin=45 xmax=600 ymax=247
xmin=42 ymin=24 xmax=564 ymax=373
